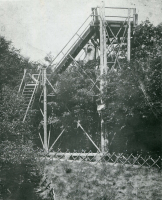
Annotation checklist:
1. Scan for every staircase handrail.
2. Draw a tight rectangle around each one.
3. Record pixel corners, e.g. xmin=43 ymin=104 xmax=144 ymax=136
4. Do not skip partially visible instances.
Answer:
xmin=48 ymin=9 xmax=98 ymax=70
xmin=18 ymin=69 xmax=27 ymax=93
xmin=53 ymin=23 xmax=91 ymax=72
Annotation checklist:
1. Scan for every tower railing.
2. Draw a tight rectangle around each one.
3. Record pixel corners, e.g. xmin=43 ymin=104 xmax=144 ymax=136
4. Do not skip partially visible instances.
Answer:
xmin=48 ymin=8 xmax=99 ymax=71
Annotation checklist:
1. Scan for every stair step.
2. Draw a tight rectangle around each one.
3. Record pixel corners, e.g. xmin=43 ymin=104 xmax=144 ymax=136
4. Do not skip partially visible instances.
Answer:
xmin=23 ymin=91 xmax=33 ymax=93
xmin=26 ymin=84 xmax=38 ymax=86
xmin=24 ymin=88 xmax=35 ymax=90
xmin=24 ymin=87 xmax=35 ymax=89
xmin=24 ymin=89 xmax=34 ymax=91
xmin=25 ymin=86 xmax=36 ymax=89
xmin=26 ymin=84 xmax=36 ymax=86
xmin=24 ymin=97 xmax=33 ymax=99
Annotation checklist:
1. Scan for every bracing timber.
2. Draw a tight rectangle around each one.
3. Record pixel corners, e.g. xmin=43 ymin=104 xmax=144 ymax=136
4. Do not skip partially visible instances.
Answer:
xmin=19 ymin=4 xmax=138 ymax=153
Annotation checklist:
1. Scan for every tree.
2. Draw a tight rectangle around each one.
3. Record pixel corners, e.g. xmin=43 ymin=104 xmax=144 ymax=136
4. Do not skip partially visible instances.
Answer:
xmin=45 ymin=20 xmax=162 ymax=155
xmin=102 ymin=20 xmax=162 ymax=154
xmin=0 ymin=36 xmax=42 ymax=200
xmin=41 ymin=60 xmax=101 ymax=151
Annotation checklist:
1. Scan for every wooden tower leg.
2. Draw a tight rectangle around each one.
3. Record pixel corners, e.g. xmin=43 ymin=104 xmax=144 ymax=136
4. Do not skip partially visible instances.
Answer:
xmin=127 ymin=8 xmax=131 ymax=61
xmin=43 ymin=68 xmax=48 ymax=152
xmin=100 ymin=1 xmax=107 ymax=153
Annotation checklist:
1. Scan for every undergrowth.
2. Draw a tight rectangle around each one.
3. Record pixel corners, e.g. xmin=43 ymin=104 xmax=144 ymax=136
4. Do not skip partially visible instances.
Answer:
xmin=37 ymin=159 xmax=162 ymax=200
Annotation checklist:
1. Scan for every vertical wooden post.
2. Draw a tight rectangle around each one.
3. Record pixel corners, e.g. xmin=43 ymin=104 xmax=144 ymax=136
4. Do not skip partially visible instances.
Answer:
xmin=127 ymin=8 xmax=131 ymax=61
xmin=100 ymin=1 xmax=107 ymax=153
xmin=103 ymin=4 xmax=107 ymax=72
xmin=133 ymin=8 xmax=136 ymax=27
xmin=103 ymin=2 xmax=108 ymax=152
xmin=43 ymin=68 xmax=48 ymax=152
xmin=94 ymin=7 xmax=99 ymax=24
xmin=133 ymin=8 xmax=138 ymax=27
xmin=91 ymin=8 xmax=95 ymax=24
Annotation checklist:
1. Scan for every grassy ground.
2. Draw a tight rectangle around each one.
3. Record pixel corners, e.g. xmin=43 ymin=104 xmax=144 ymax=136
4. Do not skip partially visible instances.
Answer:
xmin=38 ymin=159 xmax=162 ymax=200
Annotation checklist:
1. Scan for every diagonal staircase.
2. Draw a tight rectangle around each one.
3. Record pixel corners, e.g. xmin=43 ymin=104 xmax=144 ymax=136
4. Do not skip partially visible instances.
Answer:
xmin=18 ymin=70 xmax=41 ymax=122
xmin=22 ymin=82 xmax=39 ymax=122
xmin=53 ymin=26 xmax=98 ymax=74
xmin=50 ymin=9 xmax=100 ymax=74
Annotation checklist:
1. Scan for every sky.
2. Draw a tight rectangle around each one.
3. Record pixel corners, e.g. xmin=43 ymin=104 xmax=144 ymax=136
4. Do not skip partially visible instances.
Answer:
xmin=0 ymin=0 xmax=161 ymax=63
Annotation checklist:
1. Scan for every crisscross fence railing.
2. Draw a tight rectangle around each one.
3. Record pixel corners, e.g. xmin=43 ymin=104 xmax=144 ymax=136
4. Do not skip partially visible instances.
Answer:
xmin=49 ymin=150 xmax=161 ymax=170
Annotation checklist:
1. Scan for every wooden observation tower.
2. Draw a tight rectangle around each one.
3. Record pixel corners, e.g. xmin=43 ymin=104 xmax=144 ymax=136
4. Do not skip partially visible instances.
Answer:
xmin=19 ymin=2 xmax=138 ymax=154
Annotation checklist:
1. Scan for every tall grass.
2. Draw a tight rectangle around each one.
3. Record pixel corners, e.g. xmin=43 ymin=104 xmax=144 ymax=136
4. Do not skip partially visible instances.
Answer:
xmin=37 ymin=159 xmax=162 ymax=200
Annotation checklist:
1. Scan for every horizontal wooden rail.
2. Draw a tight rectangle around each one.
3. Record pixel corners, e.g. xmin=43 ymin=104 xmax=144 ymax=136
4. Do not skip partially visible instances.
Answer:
xmin=105 ymin=7 xmax=135 ymax=10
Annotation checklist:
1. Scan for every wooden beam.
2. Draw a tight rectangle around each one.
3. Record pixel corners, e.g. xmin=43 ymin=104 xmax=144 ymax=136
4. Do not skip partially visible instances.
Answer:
xmin=127 ymin=8 xmax=131 ymax=61
xmin=78 ymin=122 xmax=101 ymax=152
xmin=43 ymin=68 xmax=48 ymax=152
xmin=49 ymin=129 xmax=65 ymax=152
xmin=100 ymin=1 xmax=106 ymax=153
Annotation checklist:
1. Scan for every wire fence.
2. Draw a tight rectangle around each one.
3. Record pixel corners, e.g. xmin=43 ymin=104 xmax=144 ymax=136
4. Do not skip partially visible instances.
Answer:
xmin=48 ymin=150 xmax=161 ymax=170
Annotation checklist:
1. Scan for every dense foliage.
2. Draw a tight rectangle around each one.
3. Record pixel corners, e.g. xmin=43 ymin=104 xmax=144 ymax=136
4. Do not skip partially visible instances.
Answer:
xmin=44 ymin=20 xmax=162 ymax=155
xmin=36 ymin=21 xmax=162 ymax=200
xmin=45 ymin=60 xmax=100 ymax=151
xmin=102 ymin=20 xmax=162 ymax=154
xmin=0 ymin=36 xmax=42 ymax=200
xmin=0 ymin=20 xmax=161 ymax=199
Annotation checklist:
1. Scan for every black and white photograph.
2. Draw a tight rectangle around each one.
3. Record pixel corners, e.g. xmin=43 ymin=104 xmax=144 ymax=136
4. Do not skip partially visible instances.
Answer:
xmin=0 ymin=0 xmax=162 ymax=199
